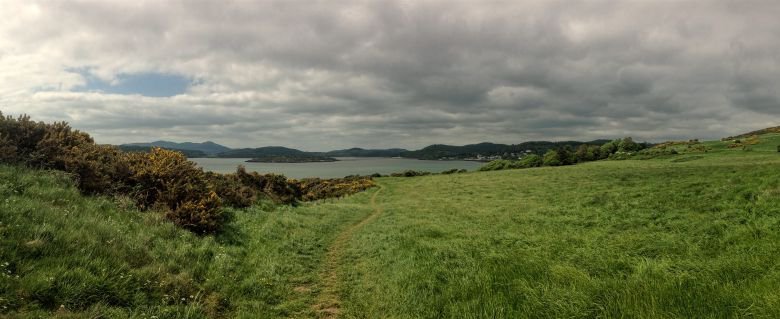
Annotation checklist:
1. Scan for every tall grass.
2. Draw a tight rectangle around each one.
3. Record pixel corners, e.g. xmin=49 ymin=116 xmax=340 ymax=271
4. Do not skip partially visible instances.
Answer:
xmin=338 ymin=150 xmax=780 ymax=318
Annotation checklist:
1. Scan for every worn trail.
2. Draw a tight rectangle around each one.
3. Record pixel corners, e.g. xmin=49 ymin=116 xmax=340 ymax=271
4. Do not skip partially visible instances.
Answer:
xmin=314 ymin=184 xmax=384 ymax=318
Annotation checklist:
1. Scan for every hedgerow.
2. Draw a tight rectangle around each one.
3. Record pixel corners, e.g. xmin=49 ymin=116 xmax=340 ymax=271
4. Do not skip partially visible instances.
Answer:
xmin=0 ymin=112 xmax=375 ymax=234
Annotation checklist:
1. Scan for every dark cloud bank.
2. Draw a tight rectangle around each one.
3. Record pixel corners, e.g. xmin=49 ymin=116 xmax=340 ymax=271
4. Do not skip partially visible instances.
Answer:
xmin=2 ymin=0 xmax=780 ymax=150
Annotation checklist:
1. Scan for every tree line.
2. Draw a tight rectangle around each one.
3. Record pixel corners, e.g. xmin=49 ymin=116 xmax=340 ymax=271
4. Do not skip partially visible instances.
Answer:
xmin=480 ymin=137 xmax=649 ymax=171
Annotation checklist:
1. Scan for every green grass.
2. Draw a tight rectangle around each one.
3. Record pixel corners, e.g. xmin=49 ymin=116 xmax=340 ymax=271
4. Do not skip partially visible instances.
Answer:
xmin=3 ymin=134 xmax=780 ymax=318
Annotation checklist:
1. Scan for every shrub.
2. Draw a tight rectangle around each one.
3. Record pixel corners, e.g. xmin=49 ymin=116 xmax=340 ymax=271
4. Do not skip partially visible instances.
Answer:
xmin=390 ymin=170 xmax=430 ymax=177
xmin=441 ymin=168 xmax=459 ymax=174
xmin=599 ymin=141 xmax=619 ymax=158
xmin=235 ymin=166 xmax=301 ymax=204
xmin=518 ymin=154 xmax=543 ymax=168
xmin=0 ymin=113 xmax=48 ymax=164
xmin=62 ymin=144 xmax=132 ymax=195
xmin=296 ymin=177 xmax=375 ymax=201
xmin=479 ymin=160 xmax=513 ymax=171
xmin=205 ymin=171 xmax=261 ymax=208
xmin=479 ymin=154 xmax=544 ymax=172
xmin=618 ymin=137 xmax=640 ymax=152
xmin=543 ymin=150 xmax=562 ymax=166
xmin=125 ymin=148 xmax=226 ymax=233
xmin=165 ymin=191 xmax=225 ymax=234
xmin=31 ymin=121 xmax=94 ymax=169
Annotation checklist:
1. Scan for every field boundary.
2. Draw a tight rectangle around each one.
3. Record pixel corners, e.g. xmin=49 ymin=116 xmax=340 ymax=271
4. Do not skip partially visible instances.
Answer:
xmin=313 ymin=184 xmax=385 ymax=318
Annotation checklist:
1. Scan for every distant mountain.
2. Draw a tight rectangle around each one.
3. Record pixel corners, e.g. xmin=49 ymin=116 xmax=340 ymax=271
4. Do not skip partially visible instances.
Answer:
xmin=324 ymin=148 xmax=408 ymax=157
xmin=122 ymin=141 xmax=231 ymax=155
xmin=216 ymin=146 xmax=310 ymax=158
xmin=401 ymin=140 xmax=611 ymax=160
xmin=118 ymin=145 xmax=208 ymax=158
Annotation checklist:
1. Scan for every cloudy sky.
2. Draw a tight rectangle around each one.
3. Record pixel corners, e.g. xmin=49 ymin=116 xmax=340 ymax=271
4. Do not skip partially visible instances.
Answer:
xmin=1 ymin=0 xmax=779 ymax=150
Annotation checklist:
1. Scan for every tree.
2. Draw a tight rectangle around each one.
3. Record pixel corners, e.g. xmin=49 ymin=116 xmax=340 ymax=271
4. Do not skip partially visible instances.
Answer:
xmin=557 ymin=145 xmax=575 ymax=165
xmin=574 ymin=144 xmax=599 ymax=162
xmin=599 ymin=140 xmax=619 ymax=158
xmin=588 ymin=145 xmax=601 ymax=161
xmin=519 ymin=154 xmax=543 ymax=168
xmin=0 ymin=133 xmax=16 ymax=162
xmin=618 ymin=137 xmax=639 ymax=152
xmin=543 ymin=150 xmax=562 ymax=166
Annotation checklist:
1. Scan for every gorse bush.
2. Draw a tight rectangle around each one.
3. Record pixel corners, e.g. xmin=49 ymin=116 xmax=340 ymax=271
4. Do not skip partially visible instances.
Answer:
xmin=125 ymin=148 xmax=210 ymax=209
xmin=125 ymin=148 xmax=227 ymax=234
xmin=235 ymin=165 xmax=301 ymax=204
xmin=204 ymin=171 xmax=260 ymax=208
xmin=166 ymin=191 xmax=224 ymax=234
xmin=62 ymin=144 xmax=131 ymax=195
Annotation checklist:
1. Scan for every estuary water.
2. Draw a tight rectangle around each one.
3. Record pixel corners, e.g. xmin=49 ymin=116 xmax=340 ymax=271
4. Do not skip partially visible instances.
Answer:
xmin=190 ymin=157 xmax=484 ymax=179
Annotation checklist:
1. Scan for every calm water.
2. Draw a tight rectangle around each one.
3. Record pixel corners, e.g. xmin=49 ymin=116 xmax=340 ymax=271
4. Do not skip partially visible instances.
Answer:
xmin=190 ymin=157 xmax=484 ymax=179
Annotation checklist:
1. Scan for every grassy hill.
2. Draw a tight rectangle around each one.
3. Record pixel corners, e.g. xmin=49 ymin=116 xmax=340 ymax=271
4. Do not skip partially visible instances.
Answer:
xmin=3 ymin=132 xmax=780 ymax=317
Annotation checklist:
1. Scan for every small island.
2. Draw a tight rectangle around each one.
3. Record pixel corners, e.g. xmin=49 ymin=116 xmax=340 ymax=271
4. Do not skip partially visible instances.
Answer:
xmin=246 ymin=155 xmax=339 ymax=163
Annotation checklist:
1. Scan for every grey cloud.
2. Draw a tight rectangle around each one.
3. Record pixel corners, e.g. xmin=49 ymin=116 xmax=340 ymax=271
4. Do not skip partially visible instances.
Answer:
xmin=2 ymin=0 xmax=780 ymax=149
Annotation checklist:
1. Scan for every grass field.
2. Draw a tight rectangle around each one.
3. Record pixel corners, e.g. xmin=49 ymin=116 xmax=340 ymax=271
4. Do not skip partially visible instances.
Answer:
xmin=2 ymin=135 xmax=780 ymax=318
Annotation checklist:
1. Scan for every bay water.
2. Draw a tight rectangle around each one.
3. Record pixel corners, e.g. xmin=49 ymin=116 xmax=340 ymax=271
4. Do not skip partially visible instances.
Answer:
xmin=190 ymin=157 xmax=483 ymax=179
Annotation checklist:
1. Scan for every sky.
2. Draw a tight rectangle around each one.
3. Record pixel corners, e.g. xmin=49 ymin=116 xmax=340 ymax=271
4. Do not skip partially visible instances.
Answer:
xmin=1 ymin=0 xmax=779 ymax=151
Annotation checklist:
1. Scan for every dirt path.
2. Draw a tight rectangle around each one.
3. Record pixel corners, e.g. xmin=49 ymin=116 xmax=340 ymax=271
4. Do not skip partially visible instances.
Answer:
xmin=313 ymin=184 xmax=384 ymax=318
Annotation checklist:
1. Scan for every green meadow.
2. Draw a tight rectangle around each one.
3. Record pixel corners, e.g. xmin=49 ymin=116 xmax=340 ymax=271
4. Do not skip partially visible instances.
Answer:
xmin=3 ymin=134 xmax=780 ymax=318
